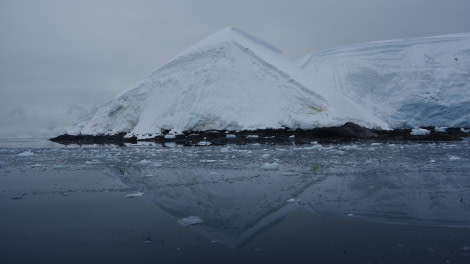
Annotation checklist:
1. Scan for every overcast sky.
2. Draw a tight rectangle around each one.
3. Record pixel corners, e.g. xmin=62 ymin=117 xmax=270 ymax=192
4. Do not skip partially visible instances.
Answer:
xmin=1 ymin=0 xmax=469 ymax=137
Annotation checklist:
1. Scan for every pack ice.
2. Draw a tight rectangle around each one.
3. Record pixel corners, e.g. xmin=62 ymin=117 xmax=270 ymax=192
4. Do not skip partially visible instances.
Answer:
xmin=67 ymin=28 xmax=470 ymax=138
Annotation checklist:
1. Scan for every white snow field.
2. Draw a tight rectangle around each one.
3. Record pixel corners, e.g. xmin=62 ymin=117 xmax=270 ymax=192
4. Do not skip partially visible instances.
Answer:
xmin=68 ymin=28 xmax=470 ymax=138
xmin=298 ymin=33 xmax=470 ymax=129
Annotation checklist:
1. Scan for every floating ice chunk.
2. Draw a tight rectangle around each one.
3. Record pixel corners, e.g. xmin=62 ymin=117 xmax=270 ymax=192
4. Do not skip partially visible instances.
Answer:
xmin=282 ymin=171 xmax=298 ymax=176
xmin=200 ymin=159 xmax=217 ymax=163
xmin=370 ymin=142 xmax=382 ymax=146
xmin=449 ymin=155 xmax=461 ymax=161
xmin=137 ymin=159 xmax=152 ymax=166
xmin=178 ymin=216 xmax=204 ymax=226
xmin=261 ymin=154 xmax=271 ymax=159
xmin=410 ymin=128 xmax=431 ymax=136
xmin=197 ymin=141 xmax=211 ymax=146
xmin=294 ymin=145 xmax=322 ymax=151
xmin=286 ymin=198 xmax=296 ymax=203
xmin=220 ymin=147 xmax=232 ymax=152
xmin=246 ymin=135 xmax=259 ymax=139
xmin=31 ymin=163 xmax=43 ymax=168
xmin=226 ymin=134 xmax=236 ymax=139
xmin=164 ymin=142 xmax=177 ymax=148
xmin=85 ymin=160 xmax=102 ymax=165
xmin=53 ymin=165 xmax=69 ymax=170
xmin=340 ymin=145 xmax=359 ymax=150
xmin=125 ymin=192 xmax=144 ymax=198
xmin=164 ymin=134 xmax=176 ymax=140
xmin=435 ymin=127 xmax=447 ymax=132
xmin=261 ymin=162 xmax=279 ymax=171
xmin=143 ymin=236 xmax=152 ymax=244
xmin=17 ymin=151 xmax=34 ymax=157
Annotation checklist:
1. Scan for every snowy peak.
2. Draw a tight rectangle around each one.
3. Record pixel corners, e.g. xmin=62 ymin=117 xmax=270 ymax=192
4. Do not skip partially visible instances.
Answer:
xmin=68 ymin=27 xmax=328 ymax=137
xmin=161 ymin=27 xmax=295 ymax=81
xmin=181 ymin=27 xmax=283 ymax=56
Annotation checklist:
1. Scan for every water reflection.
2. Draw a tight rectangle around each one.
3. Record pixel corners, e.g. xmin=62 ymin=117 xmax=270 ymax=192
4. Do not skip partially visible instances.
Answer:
xmin=106 ymin=166 xmax=321 ymax=247
xmin=105 ymin=140 xmax=470 ymax=247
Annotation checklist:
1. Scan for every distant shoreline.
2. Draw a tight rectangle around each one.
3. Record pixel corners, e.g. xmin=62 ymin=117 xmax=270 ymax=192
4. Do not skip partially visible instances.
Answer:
xmin=49 ymin=122 xmax=469 ymax=146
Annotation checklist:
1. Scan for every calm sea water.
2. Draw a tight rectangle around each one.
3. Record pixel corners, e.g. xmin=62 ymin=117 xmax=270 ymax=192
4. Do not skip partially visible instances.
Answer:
xmin=1 ymin=138 xmax=469 ymax=263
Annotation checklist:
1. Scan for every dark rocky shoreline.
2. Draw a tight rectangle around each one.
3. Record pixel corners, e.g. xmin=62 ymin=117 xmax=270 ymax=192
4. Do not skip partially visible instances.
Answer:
xmin=49 ymin=122 xmax=469 ymax=146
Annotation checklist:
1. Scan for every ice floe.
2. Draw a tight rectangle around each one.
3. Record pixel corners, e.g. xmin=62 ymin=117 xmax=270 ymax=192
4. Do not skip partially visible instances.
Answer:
xmin=125 ymin=192 xmax=144 ymax=198
xmin=17 ymin=151 xmax=34 ymax=157
xmin=178 ymin=216 xmax=204 ymax=226
xmin=261 ymin=162 xmax=280 ymax=171
xmin=410 ymin=128 xmax=431 ymax=136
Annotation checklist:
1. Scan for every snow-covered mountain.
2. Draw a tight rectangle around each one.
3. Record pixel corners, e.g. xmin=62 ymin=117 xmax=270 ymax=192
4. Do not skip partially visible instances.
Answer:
xmin=68 ymin=27 xmax=331 ymax=138
xmin=68 ymin=28 xmax=470 ymax=137
xmin=298 ymin=33 xmax=470 ymax=128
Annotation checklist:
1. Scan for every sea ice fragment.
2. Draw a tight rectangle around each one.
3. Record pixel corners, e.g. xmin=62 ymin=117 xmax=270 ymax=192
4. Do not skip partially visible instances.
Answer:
xmin=178 ymin=216 xmax=204 ymax=226
xmin=17 ymin=151 xmax=34 ymax=157
xmin=410 ymin=128 xmax=431 ymax=136
xmin=261 ymin=162 xmax=279 ymax=171
xmin=125 ymin=192 xmax=144 ymax=198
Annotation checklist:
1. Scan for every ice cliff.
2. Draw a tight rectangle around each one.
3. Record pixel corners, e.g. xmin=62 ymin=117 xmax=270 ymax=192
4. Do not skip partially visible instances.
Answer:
xmin=298 ymin=33 xmax=470 ymax=128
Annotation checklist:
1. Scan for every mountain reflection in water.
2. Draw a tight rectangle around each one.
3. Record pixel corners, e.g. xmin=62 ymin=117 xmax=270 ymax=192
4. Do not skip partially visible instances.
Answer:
xmin=104 ymin=140 xmax=470 ymax=247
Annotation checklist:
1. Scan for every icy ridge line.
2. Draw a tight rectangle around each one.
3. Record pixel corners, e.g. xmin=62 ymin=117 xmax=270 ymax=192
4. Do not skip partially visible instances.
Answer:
xmin=62 ymin=27 xmax=470 ymax=139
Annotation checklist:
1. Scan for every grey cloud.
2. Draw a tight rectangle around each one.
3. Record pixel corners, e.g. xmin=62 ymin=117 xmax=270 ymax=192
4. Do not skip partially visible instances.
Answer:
xmin=1 ymin=0 xmax=470 ymax=137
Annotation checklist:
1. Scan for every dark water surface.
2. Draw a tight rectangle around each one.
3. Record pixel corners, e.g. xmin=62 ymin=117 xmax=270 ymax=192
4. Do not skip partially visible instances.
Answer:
xmin=1 ymin=138 xmax=469 ymax=263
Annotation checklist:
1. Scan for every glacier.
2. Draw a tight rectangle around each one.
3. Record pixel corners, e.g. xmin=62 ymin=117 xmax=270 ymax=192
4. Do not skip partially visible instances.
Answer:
xmin=66 ymin=28 xmax=470 ymax=138
xmin=298 ymin=33 xmax=470 ymax=128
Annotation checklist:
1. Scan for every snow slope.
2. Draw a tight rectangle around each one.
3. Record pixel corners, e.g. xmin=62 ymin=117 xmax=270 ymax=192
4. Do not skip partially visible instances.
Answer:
xmin=298 ymin=33 xmax=470 ymax=128
xmin=68 ymin=29 xmax=470 ymax=137
xmin=68 ymin=27 xmax=329 ymax=138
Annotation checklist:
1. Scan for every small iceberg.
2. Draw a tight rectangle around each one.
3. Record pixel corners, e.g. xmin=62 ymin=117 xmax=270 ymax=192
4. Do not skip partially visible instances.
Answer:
xmin=261 ymin=162 xmax=279 ymax=171
xmin=261 ymin=154 xmax=271 ymax=159
xmin=164 ymin=134 xmax=176 ymax=140
xmin=125 ymin=192 xmax=144 ymax=198
xmin=197 ymin=141 xmax=211 ymax=146
xmin=410 ymin=128 xmax=431 ymax=136
xmin=53 ymin=165 xmax=69 ymax=170
xmin=136 ymin=159 xmax=152 ymax=166
xmin=85 ymin=160 xmax=102 ymax=165
xmin=178 ymin=216 xmax=204 ymax=226
xmin=226 ymin=134 xmax=236 ymax=139
xmin=17 ymin=151 xmax=34 ymax=157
